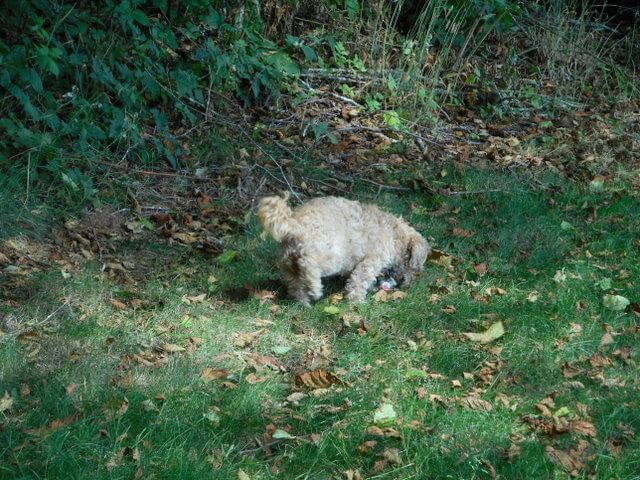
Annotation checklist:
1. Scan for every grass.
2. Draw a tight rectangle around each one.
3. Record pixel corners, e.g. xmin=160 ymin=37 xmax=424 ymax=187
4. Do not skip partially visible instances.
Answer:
xmin=1 ymin=168 xmax=639 ymax=479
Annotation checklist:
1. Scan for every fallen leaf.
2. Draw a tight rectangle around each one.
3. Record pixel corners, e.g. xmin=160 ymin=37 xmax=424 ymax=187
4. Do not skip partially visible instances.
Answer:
xmin=141 ymin=399 xmax=159 ymax=412
xmin=295 ymin=369 xmax=343 ymax=389
xmin=343 ymin=469 xmax=362 ymax=480
xmin=570 ymin=420 xmax=597 ymax=438
xmin=429 ymin=250 xmax=455 ymax=269
xmin=272 ymin=429 xmax=295 ymax=439
xmin=462 ymin=321 xmax=505 ymax=344
xmin=268 ymin=344 xmax=291 ymax=356
xmin=451 ymin=379 xmax=462 ymax=389
xmin=599 ymin=332 xmax=615 ymax=348
xmin=160 ymin=343 xmax=185 ymax=353
xmin=452 ymin=227 xmax=474 ymax=238
xmin=373 ymin=403 xmax=397 ymax=427
xmin=65 ymin=383 xmax=77 ymax=396
xmin=182 ymin=293 xmax=207 ymax=305
xmin=117 ymin=398 xmax=129 ymax=416
xmin=109 ymin=299 xmax=127 ymax=310
xmin=329 ymin=293 xmax=344 ymax=304
xmin=603 ymin=294 xmax=630 ymax=311
xmin=245 ymin=373 xmax=266 ymax=384
xmin=200 ymin=368 xmax=228 ymax=382
xmin=0 ymin=391 xmax=13 ymax=413
xmin=20 ymin=384 xmax=31 ymax=398
xmin=589 ymin=352 xmax=613 ymax=368
xmin=237 ymin=469 xmax=251 ymax=480
xmin=527 ymin=291 xmax=540 ymax=303
xmin=252 ymin=289 xmax=276 ymax=304
xmin=391 ymin=290 xmax=407 ymax=300
xmin=473 ymin=263 xmax=488 ymax=275
xmin=365 ymin=426 xmax=385 ymax=436
xmin=217 ymin=250 xmax=237 ymax=265
xmin=323 ymin=305 xmax=341 ymax=315
xmin=286 ymin=392 xmax=307 ymax=403
xmin=459 ymin=396 xmax=493 ymax=412
xmin=381 ymin=447 xmax=402 ymax=465
xmin=553 ymin=270 xmax=567 ymax=284
xmin=233 ymin=329 xmax=265 ymax=348
xmin=26 ymin=413 xmax=79 ymax=436
xmin=204 ymin=411 xmax=221 ymax=426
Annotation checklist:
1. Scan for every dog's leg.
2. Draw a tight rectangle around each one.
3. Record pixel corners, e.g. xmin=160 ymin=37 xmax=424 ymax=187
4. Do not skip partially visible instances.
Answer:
xmin=286 ymin=265 xmax=322 ymax=306
xmin=345 ymin=257 xmax=385 ymax=302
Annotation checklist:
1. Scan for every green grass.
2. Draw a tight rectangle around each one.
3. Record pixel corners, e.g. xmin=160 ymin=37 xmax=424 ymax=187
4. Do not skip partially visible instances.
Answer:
xmin=1 ymin=169 xmax=639 ymax=479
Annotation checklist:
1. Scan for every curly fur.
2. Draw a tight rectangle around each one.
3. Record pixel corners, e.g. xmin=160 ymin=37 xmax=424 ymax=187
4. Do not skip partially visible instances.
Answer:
xmin=257 ymin=193 xmax=430 ymax=305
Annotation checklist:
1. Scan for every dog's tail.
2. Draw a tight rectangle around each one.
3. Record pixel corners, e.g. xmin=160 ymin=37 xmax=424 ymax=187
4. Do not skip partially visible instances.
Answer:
xmin=257 ymin=192 xmax=299 ymax=242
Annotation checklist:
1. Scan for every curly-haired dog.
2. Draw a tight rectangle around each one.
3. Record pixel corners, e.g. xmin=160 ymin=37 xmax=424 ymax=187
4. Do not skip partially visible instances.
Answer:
xmin=257 ymin=193 xmax=430 ymax=305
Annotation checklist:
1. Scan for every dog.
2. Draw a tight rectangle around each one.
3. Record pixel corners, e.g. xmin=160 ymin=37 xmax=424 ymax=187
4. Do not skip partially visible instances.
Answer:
xmin=257 ymin=193 xmax=430 ymax=305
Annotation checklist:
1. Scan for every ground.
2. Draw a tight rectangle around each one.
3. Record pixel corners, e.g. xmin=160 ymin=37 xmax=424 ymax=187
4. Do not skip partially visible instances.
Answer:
xmin=1 ymin=166 xmax=639 ymax=479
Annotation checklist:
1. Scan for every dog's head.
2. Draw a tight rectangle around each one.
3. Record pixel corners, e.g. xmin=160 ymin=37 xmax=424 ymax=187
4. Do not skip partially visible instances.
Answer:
xmin=398 ymin=230 xmax=430 ymax=285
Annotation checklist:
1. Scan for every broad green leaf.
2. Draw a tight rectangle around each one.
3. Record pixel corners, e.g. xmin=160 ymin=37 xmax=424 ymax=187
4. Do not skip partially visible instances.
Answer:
xmin=373 ymin=403 xmax=397 ymax=427
xmin=272 ymin=429 xmax=295 ymax=439
xmin=217 ymin=250 xmax=237 ymax=265
xmin=603 ymin=294 xmax=630 ymax=311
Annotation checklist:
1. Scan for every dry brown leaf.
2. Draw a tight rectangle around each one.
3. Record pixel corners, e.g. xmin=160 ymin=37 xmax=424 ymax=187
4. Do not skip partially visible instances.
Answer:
xmin=252 ymin=289 xmax=277 ymax=305
xmin=295 ymin=369 xmax=343 ymax=389
xmin=570 ymin=420 xmax=597 ymax=438
xmin=429 ymin=250 xmax=455 ymax=269
xmin=381 ymin=448 xmax=402 ymax=465
xmin=245 ymin=372 xmax=267 ymax=384
xmin=65 ymin=383 xmax=77 ymax=396
xmin=26 ymin=413 xmax=79 ymax=436
xmin=200 ymin=368 xmax=228 ymax=382
xmin=473 ymin=262 xmax=488 ymax=275
xmin=441 ymin=305 xmax=457 ymax=314
xmin=589 ymin=352 xmax=613 ymax=368
xmin=391 ymin=290 xmax=407 ymax=300
xmin=0 ymin=391 xmax=13 ymax=413
xmin=286 ymin=392 xmax=307 ymax=403
xmin=535 ymin=396 xmax=555 ymax=417
xmin=117 ymin=398 xmax=129 ymax=416
xmin=233 ymin=329 xmax=265 ymax=349
xmin=544 ymin=446 xmax=583 ymax=474
xmin=160 ymin=343 xmax=186 ymax=353
xmin=20 ymin=384 xmax=31 ymax=398
xmin=343 ymin=469 xmax=362 ymax=480
xmin=459 ymin=396 xmax=493 ymax=412
xmin=109 ymin=299 xmax=127 ymax=310
xmin=451 ymin=379 xmax=462 ymax=389
xmin=182 ymin=293 xmax=207 ymax=305
xmin=365 ymin=426 xmax=385 ymax=436
xmin=599 ymin=332 xmax=615 ymax=348
xmin=357 ymin=440 xmax=377 ymax=454
xmin=452 ymin=227 xmax=474 ymax=238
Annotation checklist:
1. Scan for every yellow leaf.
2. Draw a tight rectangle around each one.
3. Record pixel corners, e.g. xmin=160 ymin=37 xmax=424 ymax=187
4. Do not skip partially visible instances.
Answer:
xmin=462 ymin=321 xmax=505 ymax=344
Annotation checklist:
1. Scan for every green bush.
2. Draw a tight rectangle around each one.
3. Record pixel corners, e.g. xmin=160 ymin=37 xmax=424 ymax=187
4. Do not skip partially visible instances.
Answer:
xmin=0 ymin=0 xmax=306 ymax=186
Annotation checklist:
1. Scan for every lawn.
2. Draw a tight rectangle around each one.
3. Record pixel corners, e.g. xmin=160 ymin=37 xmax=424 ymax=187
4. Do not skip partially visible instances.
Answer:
xmin=1 ymin=169 xmax=639 ymax=479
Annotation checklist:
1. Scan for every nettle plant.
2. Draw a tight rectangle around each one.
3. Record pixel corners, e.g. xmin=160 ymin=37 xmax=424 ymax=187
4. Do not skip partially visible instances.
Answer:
xmin=0 ymin=0 xmax=307 ymax=193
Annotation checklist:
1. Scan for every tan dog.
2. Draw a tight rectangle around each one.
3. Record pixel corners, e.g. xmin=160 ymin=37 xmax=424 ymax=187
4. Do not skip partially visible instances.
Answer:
xmin=257 ymin=193 xmax=430 ymax=305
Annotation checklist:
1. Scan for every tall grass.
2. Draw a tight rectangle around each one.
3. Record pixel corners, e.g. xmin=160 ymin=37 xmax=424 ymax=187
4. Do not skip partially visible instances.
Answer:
xmin=518 ymin=0 xmax=639 ymax=103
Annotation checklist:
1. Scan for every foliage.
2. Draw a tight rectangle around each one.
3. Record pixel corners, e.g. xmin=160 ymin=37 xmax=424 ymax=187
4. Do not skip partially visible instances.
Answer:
xmin=0 ymin=0 xmax=309 ymax=184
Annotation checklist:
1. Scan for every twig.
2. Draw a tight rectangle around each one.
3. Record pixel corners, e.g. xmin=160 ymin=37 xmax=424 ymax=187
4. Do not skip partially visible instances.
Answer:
xmin=443 ymin=188 xmax=505 ymax=195
xmin=99 ymin=161 xmax=214 ymax=181
xmin=299 ymin=79 xmax=363 ymax=108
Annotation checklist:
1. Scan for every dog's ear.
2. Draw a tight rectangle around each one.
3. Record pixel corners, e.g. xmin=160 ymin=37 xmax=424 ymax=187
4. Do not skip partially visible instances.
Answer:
xmin=407 ymin=234 xmax=430 ymax=271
